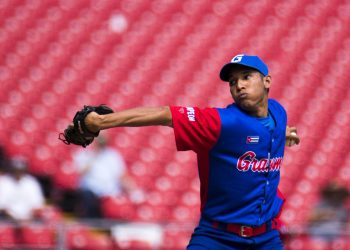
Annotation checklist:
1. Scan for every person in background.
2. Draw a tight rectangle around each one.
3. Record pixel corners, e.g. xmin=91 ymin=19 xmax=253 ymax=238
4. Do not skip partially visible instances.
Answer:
xmin=73 ymin=135 xmax=142 ymax=218
xmin=308 ymin=180 xmax=350 ymax=245
xmin=0 ymin=156 xmax=45 ymax=221
xmin=0 ymin=145 xmax=10 ymax=173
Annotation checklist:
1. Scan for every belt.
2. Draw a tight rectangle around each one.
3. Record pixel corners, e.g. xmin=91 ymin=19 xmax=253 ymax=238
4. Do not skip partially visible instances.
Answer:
xmin=211 ymin=218 xmax=279 ymax=238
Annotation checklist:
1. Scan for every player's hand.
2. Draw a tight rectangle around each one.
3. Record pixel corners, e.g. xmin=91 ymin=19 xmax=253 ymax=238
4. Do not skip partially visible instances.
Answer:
xmin=285 ymin=126 xmax=300 ymax=147
xmin=85 ymin=111 xmax=101 ymax=133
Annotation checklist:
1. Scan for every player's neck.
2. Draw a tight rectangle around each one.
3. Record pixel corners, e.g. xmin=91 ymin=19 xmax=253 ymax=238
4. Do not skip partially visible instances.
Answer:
xmin=246 ymin=108 xmax=268 ymax=117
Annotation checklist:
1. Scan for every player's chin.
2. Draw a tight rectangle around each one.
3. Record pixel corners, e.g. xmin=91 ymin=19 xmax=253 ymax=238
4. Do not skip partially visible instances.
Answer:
xmin=236 ymin=100 xmax=256 ymax=112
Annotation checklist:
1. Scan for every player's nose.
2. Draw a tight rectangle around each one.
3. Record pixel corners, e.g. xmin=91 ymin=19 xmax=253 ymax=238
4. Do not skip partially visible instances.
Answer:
xmin=236 ymin=79 xmax=245 ymax=90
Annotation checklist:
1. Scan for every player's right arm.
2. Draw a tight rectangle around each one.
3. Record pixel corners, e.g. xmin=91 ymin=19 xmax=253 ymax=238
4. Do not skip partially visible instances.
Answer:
xmin=85 ymin=106 xmax=173 ymax=133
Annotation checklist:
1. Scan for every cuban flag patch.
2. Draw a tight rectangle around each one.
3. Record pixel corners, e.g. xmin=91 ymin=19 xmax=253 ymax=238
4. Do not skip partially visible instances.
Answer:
xmin=246 ymin=136 xmax=259 ymax=144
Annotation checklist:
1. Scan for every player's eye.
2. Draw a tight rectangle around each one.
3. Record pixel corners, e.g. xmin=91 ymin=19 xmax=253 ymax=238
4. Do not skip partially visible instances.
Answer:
xmin=229 ymin=79 xmax=236 ymax=86
xmin=243 ymin=73 xmax=251 ymax=80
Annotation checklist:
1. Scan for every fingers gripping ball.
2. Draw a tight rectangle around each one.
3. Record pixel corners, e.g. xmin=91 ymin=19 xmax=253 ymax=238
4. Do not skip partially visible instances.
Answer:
xmin=59 ymin=105 xmax=113 ymax=147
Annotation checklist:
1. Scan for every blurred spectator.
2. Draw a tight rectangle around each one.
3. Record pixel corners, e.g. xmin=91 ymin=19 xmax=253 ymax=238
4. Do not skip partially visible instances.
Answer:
xmin=308 ymin=181 xmax=350 ymax=244
xmin=73 ymin=135 xmax=142 ymax=218
xmin=0 ymin=145 xmax=10 ymax=173
xmin=0 ymin=156 xmax=45 ymax=221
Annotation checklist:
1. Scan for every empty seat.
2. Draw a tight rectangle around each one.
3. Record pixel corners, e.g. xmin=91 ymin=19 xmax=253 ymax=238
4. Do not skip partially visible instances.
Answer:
xmin=1 ymin=0 xmax=350 ymax=240
xmin=20 ymin=224 xmax=56 ymax=248
xmin=0 ymin=224 xmax=16 ymax=247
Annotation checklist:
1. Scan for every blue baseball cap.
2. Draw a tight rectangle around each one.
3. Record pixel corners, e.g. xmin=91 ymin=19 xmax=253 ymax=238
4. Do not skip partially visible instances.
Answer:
xmin=219 ymin=54 xmax=269 ymax=81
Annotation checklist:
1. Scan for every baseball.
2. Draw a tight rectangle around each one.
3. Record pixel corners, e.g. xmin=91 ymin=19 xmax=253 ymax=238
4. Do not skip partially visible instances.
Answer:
xmin=290 ymin=132 xmax=297 ymax=136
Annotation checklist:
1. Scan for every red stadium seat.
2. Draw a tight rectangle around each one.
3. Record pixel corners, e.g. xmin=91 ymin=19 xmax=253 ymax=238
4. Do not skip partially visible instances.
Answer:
xmin=101 ymin=196 xmax=137 ymax=220
xmin=1 ymin=1 xmax=350 ymax=243
xmin=20 ymin=224 xmax=56 ymax=248
xmin=160 ymin=227 xmax=193 ymax=250
xmin=0 ymin=224 xmax=16 ymax=247
xmin=53 ymin=165 xmax=79 ymax=190
xmin=66 ymin=225 xmax=114 ymax=250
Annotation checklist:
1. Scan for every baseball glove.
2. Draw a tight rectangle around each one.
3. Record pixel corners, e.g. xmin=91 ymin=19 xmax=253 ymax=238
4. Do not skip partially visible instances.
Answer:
xmin=59 ymin=105 xmax=113 ymax=147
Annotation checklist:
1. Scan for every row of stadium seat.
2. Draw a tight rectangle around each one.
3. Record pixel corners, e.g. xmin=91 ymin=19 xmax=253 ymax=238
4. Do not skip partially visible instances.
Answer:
xmin=1 ymin=2 xmax=350 ymax=249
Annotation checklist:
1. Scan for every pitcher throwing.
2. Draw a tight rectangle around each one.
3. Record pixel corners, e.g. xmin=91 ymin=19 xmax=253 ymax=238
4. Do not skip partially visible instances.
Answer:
xmin=61 ymin=54 xmax=300 ymax=249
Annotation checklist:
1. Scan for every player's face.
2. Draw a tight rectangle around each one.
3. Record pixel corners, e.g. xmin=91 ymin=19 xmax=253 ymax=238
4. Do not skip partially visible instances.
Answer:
xmin=228 ymin=66 xmax=271 ymax=117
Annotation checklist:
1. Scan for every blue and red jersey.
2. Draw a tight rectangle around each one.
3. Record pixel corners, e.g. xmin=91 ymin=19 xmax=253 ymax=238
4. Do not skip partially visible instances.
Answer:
xmin=170 ymin=99 xmax=287 ymax=227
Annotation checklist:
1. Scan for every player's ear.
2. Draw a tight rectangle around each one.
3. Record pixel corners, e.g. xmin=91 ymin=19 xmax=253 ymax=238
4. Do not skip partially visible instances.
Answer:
xmin=263 ymin=75 xmax=271 ymax=90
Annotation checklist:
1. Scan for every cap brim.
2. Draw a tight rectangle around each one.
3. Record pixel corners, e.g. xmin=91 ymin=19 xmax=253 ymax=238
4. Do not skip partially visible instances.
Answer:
xmin=220 ymin=63 xmax=266 ymax=82
xmin=219 ymin=63 xmax=235 ymax=82
xmin=220 ymin=63 xmax=256 ymax=82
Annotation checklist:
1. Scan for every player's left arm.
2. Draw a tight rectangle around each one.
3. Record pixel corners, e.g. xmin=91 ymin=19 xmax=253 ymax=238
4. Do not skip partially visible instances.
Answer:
xmin=285 ymin=126 xmax=300 ymax=147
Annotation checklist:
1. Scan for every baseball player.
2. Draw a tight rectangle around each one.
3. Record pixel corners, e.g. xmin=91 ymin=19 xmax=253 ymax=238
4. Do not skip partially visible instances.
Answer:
xmin=65 ymin=54 xmax=300 ymax=249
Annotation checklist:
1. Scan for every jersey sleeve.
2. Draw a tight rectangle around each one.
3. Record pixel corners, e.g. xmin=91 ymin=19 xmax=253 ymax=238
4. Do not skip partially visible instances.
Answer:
xmin=170 ymin=106 xmax=221 ymax=152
